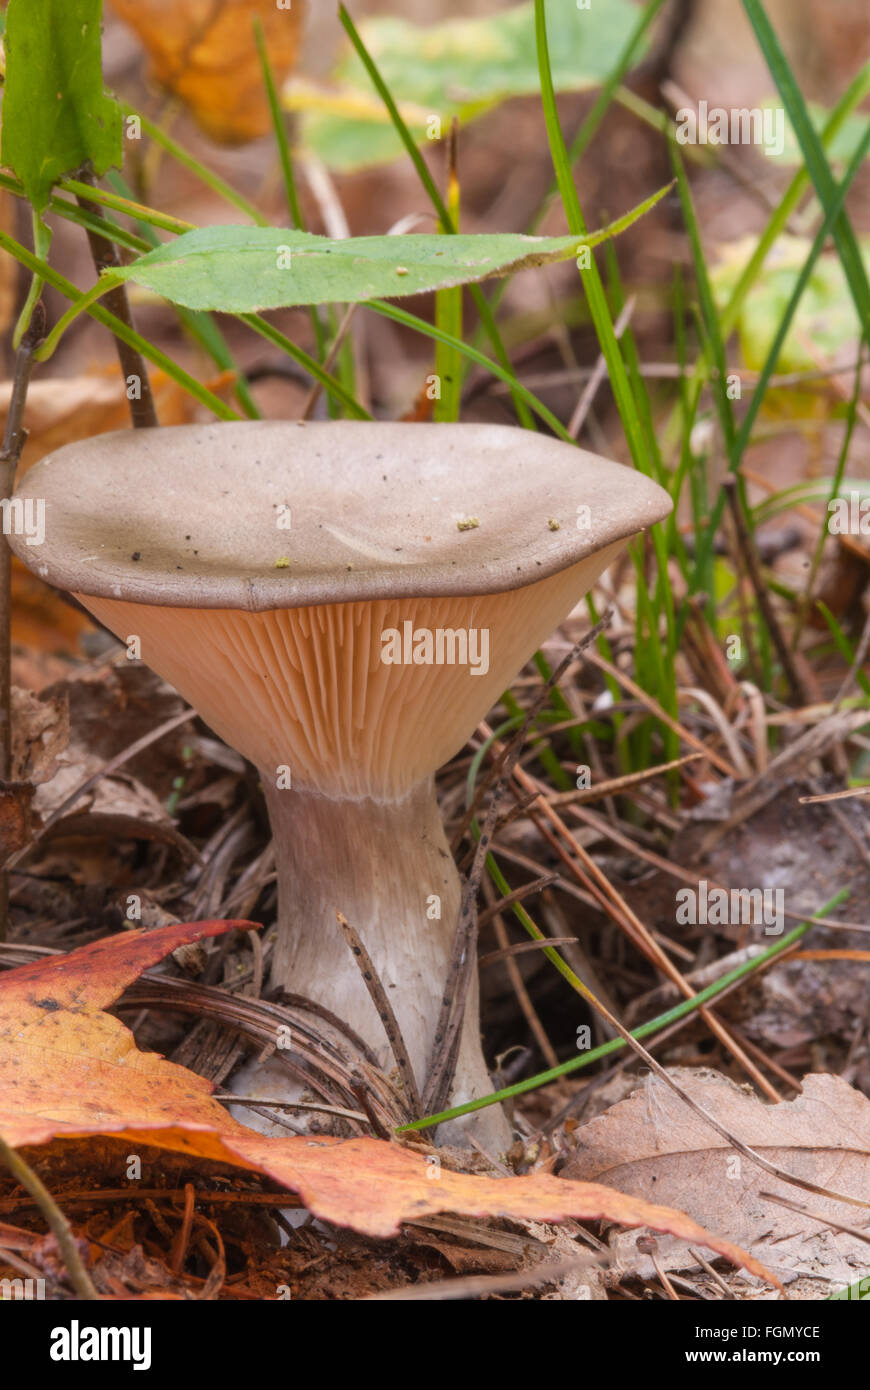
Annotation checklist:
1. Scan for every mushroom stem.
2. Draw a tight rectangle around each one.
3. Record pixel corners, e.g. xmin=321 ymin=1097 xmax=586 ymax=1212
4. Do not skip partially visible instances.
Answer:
xmin=232 ymin=776 xmax=511 ymax=1151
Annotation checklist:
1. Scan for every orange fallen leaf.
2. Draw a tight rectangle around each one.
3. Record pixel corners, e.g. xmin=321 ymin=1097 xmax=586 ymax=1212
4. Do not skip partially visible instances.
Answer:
xmin=109 ymin=0 xmax=304 ymax=144
xmin=0 ymin=924 xmax=781 ymax=1284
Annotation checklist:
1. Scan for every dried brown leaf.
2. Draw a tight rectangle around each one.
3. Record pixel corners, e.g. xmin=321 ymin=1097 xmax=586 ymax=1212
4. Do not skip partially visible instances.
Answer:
xmin=564 ymin=1067 xmax=870 ymax=1290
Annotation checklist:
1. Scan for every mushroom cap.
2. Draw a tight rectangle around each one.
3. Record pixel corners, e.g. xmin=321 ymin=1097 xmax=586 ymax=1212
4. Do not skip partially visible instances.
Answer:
xmin=11 ymin=421 xmax=671 ymax=610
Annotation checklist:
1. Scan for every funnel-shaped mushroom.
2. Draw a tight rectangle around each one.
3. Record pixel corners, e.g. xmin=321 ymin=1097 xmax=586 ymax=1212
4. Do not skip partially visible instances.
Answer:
xmin=11 ymin=421 xmax=671 ymax=1149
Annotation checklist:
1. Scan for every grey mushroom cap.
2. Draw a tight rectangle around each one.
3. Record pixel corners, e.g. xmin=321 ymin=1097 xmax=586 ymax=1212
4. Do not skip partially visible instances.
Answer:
xmin=11 ymin=420 xmax=672 ymax=610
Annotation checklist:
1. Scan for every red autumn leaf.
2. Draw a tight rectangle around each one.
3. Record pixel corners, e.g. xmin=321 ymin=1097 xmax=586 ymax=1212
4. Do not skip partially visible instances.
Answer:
xmin=0 ymin=923 xmax=782 ymax=1286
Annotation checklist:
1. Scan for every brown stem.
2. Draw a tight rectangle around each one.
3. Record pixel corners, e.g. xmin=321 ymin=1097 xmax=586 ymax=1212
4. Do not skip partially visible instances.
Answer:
xmin=75 ymin=168 xmax=158 ymax=430
xmin=0 ymin=304 xmax=44 ymax=943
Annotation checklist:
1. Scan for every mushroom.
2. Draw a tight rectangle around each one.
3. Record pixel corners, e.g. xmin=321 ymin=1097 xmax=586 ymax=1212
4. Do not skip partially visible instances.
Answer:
xmin=11 ymin=420 xmax=671 ymax=1149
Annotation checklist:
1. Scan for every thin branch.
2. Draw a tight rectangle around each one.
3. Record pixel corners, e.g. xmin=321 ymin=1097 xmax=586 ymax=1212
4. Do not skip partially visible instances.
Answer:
xmin=758 ymin=1191 xmax=870 ymax=1245
xmin=722 ymin=476 xmax=814 ymax=705
xmin=335 ymin=910 xmax=422 ymax=1115
xmin=476 ymin=873 xmax=559 ymax=928
xmin=422 ymin=780 xmax=507 ymax=1116
xmin=75 ymin=167 xmax=158 ymax=429
xmin=0 ymin=303 xmax=44 ymax=943
xmin=478 ymin=934 xmax=577 ymax=967
xmin=451 ymin=610 xmax=613 ymax=853
xmin=0 ymin=1134 xmax=98 ymax=1298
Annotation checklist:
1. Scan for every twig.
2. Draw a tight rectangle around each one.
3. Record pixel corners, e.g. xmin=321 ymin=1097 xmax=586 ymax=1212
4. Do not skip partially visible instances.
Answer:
xmin=169 ymin=1182 xmax=196 ymax=1275
xmin=799 ymin=785 xmax=870 ymax=805
xmin=476 ymin=873 xmax=559 ymax=928
xmin=832 ymin=606 xmax=870 ymax=711
xmin=568 ymin=296 xmax=635 ymax=438
xmin=335 ymin=910 xmax=422 ymax=1114
xmin=213 ymin=1093 xmax=367 ymax=1124
xmin=75 ymin=166 xmax=158 ymax=429
xmin=759 ymin=1191 xmax=870 ymax=1245
xmin=489 ymin=733 xmax=781 ymax=1101
xmin=688 ymin=1247 xmax=735 ymax=1298
xmin=0 ymin=302 xmax=44 ymax=943
xmin=637 ymin=1234 xmax=680 ymax=1300
xmin=581 ymin=649 xmax=741 ymax=778
xmin=483 ymin=875 xmax=559 ymax=1069
xmin=478 ymin=934 xmax=578 ymax=967
xmin=546 ymin=753 xmax=702 ymax=807
xmin=0 ymin=1134 xmax=98 ymax=1298
xmin=300 ymin=304 xmax=357 ymax=420
xmin=722 ymin=477 xmax=814 ymax=706
xmin=348 ymin=1070 xmax=393 ymax=1139
xmin=363 ymin=1252 xmax=598 ymax=1300
xmin=422 ymin=780 xmax=508 ymax=1115
xmin=451 ymin=610 xmax=613 ymax=853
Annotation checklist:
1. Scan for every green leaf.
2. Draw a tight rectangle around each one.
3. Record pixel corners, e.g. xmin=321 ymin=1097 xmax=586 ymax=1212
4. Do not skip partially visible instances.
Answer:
xmin=112 ymin=226 xmax=590 ymax=312
xmin=290 ymin=0 xmax=648 ymax=172
xmin=711 ymin=235 xmax=870 ymax=374
xmin=1 ymin=0 xmax=122 ymax=213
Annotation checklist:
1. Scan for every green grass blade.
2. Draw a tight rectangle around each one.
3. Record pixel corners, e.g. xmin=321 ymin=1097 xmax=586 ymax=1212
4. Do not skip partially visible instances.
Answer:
xmin=122 ymin=104 xmax=268 ymax=227
xmin=58 ymin=176 xmax=196 ymax=235
xmin=533 ymin=0 xmax=651 ymax=477
xmin=397 ymin=890 xmax=848 ymax=1131
xmin=241 ymin=313 xmax=371 ymax=420
xmin=337 ymin=2 xmax=535 ymax=429
xmin=686 ymin=117 xmax=870 ymax=607
xmin=528 ymin=0 xmax=669 ymax=238
xmin=741 ymin=0 xmax=870 ymax=329
xmin=366 ymin=298 xmax=574 ymax=440
xmin=669 ymin=139 xmax=736 ymax=458
xmin=105 ymin=170 xmax=261 ymax=420
xmin=802 ymin=345 xmax=866 ymax=613
xmin=253 ymin=15 xmax=328 ymax=367
xmin=721 ymin=62 xmax=870 ymax=341
xmin=815 ymin=604 xmax=870 ymax=700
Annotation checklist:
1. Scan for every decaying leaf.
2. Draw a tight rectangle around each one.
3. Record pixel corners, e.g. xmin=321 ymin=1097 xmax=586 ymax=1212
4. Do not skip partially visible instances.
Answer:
xmin=10 ymin=686 xmax=69 ymax=785
xmin=291 ymin=0 xmax=647 ymax=172
xmin=0 ymin=926 xmax=779 ymax=1281
xmin=109 ymin=0 xmax=303 ymax=144
xmin=563 ymin=1068 xmax=870 ymax=1291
